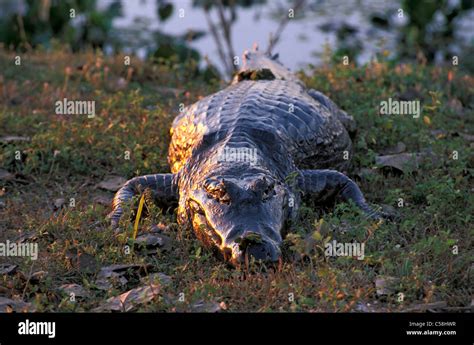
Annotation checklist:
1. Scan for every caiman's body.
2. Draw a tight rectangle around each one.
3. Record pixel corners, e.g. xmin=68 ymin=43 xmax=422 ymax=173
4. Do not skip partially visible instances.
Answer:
xmin=109 ymin=48 xmax=385 ymax=266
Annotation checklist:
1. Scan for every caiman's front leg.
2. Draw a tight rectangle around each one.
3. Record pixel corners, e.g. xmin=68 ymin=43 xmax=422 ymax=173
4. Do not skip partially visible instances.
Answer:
xmin=298 ymin=169 xmax=388 ymax=220
xmin=108 ymin=173 xmax=179 ymax=227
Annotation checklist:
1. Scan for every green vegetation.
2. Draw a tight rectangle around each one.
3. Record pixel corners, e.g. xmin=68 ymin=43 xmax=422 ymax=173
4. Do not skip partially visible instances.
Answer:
xmin=0 ymin=48 xmax=472 ymax=312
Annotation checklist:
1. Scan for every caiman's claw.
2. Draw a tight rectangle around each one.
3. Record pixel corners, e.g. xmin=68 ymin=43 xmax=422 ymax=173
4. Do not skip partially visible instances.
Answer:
xmin=108 ymin=173 xmax=179 ymax=229
xmin=298 ymin=169 xmax=396 ymax=222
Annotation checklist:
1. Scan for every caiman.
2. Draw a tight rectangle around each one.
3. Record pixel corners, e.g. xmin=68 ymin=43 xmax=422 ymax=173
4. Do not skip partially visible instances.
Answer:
xmin=108 ymin=46 xmax=387 ymax=266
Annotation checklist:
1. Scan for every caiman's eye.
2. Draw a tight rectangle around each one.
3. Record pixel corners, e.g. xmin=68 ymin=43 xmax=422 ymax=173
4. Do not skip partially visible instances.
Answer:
xmin=262 ymin=182 xmax=276 ymax=201
xmin=251 ymin=177 xmax=276 ymax=201
xmin=204 ymin=180 xmax=230 ymax=204
xmin=189 ymin=200 xmax=204 ymax=215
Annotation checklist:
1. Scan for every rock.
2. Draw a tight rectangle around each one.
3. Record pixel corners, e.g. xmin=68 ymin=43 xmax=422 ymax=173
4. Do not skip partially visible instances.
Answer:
xmin=0 ymin=169 xmax=14 ymax=181
xmin=58 ymin=284 xmax=89 ymax=298
xmin=0 ymin=136 xmax=31 ymax=144
xmin=0 ymin=296 xmax=35 ymax=312
xmin=375 ymin=276 xmax=400 ymax=296
xmin=0 ymin=264 xmax=18 ymax=275
xmin=97 ymin=176 xmax=127 ymax=192
xmin=140 ymin=273 xmax=172 ymax=287
xmin=92 ymin=284 xmax=160 ymax=312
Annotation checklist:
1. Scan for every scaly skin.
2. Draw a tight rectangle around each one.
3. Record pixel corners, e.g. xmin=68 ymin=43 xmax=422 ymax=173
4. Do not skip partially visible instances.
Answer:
xmin=109 ymin=47 xmax=386 ymax=266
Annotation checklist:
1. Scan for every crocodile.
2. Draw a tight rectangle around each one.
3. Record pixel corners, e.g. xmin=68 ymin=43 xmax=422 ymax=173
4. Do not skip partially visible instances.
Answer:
xmin=109 ymin=46 xmax=386 ymax=266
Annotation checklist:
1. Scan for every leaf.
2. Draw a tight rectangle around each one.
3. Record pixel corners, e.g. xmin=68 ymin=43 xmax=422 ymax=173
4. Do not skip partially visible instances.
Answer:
xmin=140 ymin=273 xmax=172 ymax=287
xmin=135 ymin=233 xmax=172 ymax=254
xmin=29 ymin=270 xmax=48 ymax=284
xmin=381 ymin=142 xmax=406 ymax=155
xmin=58 ymin=284 xmax=89 ymax=298
xmin=97 ymin=176 xmax=127 ymax=191
xmin=92 ymin=284 xmax=160 ymax=312
xmin=375 ymin=152 xmax=436 ymax=173
xmin=133 ymin=194 xmax=146 ymax=239
xmin=0 ymin=297 xmax=35 ymax=312
xmin=0 ymin=136 xmax=30 ymax=143
xmin=403 ymin=301 xmax=447 ymax=312
xmin=92 ymin=194 xmax=112 ymax=205
xmin=95 ymin=264 xmax=151 ymax=290
xmin=430 ymin=129 xmax=447 ymax=139
xmin=312 ymin=231 xmax=322 ymax=241
xmin=158 ymin=2 xmax=173 ymax=21
xmin=191 ymin=300 xmax=224 ymax=312
xmin=0 ymin=264 xmax=17 ymax=275
xmin=459 ymin=132 xmax=474 ymax=142
xmin=423 ymin=115 xmax=431 ymax=125
xmin=53 ymin=198 xmax=65 ymax=209
xmin=65 ymin=250 xmax=99 ymax=274
xmin=447 ymin=98 xmax=463 ymax=114
xmin=0 ymin=169 xmax=14 ymax=181
xmin=375 ymin=276 xmax=400 ymax=296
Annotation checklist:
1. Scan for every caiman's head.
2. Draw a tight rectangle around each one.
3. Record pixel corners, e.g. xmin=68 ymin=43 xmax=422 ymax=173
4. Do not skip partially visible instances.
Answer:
xmin=185 ymin=167 xmax=294 ymax=266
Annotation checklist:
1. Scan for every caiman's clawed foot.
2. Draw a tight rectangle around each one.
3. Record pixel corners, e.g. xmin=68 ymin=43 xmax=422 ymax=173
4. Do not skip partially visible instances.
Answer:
xmin=108 ymin=173 xmax=179 ymax=228
xmin=298 ymin=169 xmax=393 ymax=222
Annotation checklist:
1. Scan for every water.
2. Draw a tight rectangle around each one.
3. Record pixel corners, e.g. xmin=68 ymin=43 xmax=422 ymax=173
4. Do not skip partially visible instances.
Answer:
xmin=105 ymin=0 xmax=401 ymax=74
xmin=3 ymin=0 xmax=472 ymax=74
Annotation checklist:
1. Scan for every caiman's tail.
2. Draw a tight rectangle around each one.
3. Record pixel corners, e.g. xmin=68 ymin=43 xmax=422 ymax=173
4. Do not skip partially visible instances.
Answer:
xmin=108 ymin=173 xmax=179 ymax=228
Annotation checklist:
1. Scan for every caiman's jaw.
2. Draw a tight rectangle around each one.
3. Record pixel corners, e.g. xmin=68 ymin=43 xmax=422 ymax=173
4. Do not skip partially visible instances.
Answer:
xmin=186 ymin=172 xmax=288 ymax=266
xmin=188 ymin=203 xmax=281 ymax=265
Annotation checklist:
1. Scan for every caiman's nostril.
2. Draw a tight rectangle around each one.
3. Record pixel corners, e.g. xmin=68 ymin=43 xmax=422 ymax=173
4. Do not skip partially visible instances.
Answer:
xmin=243 ymin=232 xmax=262 ymax=242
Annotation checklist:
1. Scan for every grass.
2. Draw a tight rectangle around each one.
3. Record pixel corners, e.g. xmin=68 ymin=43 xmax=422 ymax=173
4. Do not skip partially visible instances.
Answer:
xmin=0 ymin=47 xmax=472 ymax=312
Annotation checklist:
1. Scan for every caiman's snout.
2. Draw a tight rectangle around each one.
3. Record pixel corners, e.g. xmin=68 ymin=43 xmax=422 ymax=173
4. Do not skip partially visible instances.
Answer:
xmin=226 ymin=232 xmax=281 ymax=266
xmin=242 ymin=241 xmax=281 ymax=262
